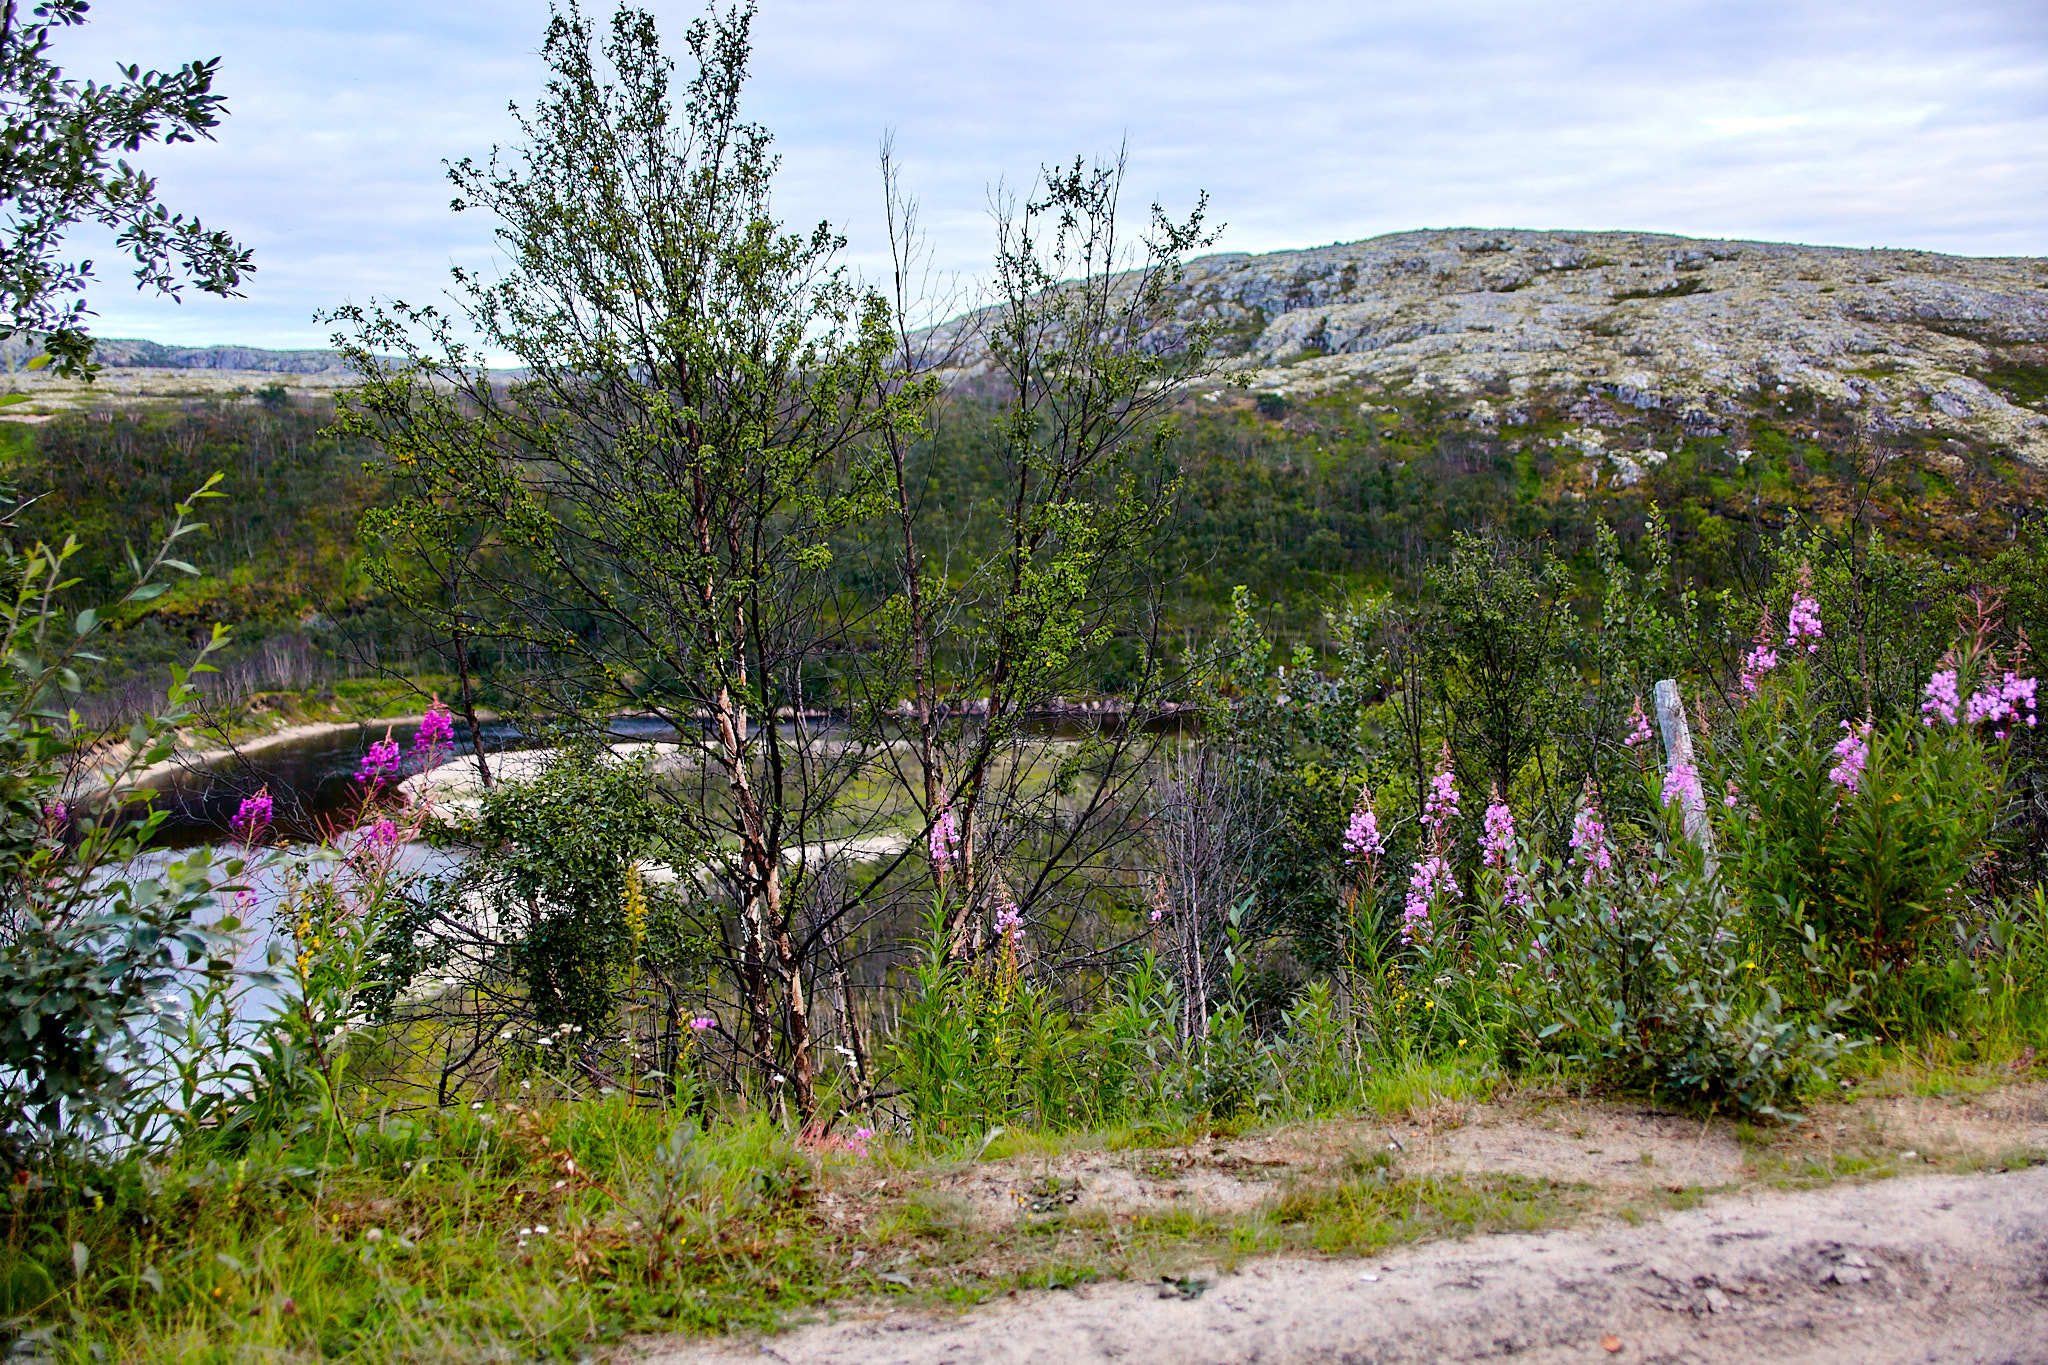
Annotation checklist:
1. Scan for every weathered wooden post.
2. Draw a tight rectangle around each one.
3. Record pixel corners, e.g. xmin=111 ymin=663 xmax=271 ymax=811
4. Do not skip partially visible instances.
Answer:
xmin=1653 ymin=678 xmax=1717 ymax=871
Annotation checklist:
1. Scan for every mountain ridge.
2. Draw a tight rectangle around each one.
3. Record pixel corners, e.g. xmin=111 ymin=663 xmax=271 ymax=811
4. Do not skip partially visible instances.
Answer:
xmin=8 ymin=228 xmax=2045 ymax=468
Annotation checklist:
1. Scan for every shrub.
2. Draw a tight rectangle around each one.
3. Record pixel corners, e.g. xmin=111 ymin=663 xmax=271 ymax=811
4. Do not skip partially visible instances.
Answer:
xmin=1722 ymin=663 xmax=2002 ymax=982
xmin=1528 ymin=810 xmax=1860 ymax=1118
xmin=0 ymin=482 xmax=247 ymax=1156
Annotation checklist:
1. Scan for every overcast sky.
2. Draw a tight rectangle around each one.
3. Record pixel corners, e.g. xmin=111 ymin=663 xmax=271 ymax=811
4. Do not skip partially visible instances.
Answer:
xmin=53 ymin=0 xmax=2048 ymax=350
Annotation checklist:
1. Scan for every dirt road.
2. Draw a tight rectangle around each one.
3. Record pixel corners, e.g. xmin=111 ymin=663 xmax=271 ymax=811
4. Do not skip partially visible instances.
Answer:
xmin=653 ymin=1164 xmax=2048 ymax=1363
xmin=643 ymin=1082 xmax=2048 ymax=1365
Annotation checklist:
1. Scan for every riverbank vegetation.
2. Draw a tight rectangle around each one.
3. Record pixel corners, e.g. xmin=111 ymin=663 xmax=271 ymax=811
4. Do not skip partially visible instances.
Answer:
xmin=3 ymin=2 xmax=2046 ymax=1360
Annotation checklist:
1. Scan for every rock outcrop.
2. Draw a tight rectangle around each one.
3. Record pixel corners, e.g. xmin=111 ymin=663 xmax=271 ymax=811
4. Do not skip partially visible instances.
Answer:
xmin=940 ymin=229 xmax=2048 ymax=470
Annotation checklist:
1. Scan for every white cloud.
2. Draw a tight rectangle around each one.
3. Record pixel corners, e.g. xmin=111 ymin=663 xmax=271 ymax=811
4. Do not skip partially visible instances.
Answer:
xmin=47 ymin=0 xmax=2048 ymax=350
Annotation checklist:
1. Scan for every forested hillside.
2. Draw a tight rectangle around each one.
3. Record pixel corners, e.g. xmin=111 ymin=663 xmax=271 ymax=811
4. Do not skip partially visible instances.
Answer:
xmin=6 ymin=349 xmax=2046 ymax=728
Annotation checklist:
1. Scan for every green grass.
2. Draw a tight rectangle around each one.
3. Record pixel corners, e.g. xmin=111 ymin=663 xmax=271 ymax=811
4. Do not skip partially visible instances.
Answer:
xmin=5 ymin=1101 xmax=853 ymax=1362
xmin=2 ymin=1081 xmax=1593 ymax=1363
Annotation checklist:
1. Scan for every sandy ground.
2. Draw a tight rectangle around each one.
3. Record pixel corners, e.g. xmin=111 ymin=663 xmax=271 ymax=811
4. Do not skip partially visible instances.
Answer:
xmin=648 ymin=1082 xmax=2048 ymax=1365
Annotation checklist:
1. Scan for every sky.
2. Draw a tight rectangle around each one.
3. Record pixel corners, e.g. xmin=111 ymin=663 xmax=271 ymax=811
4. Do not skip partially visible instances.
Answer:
xmin=50 ymin=0 xmax=2048 ymax=351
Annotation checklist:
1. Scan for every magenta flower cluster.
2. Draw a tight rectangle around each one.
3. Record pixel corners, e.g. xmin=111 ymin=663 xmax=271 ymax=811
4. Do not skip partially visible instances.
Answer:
xmin=1784 ymin=591 xmax=1823 ymax=655
xmin=1965 ymin=672 xmax=2037 ymax=738
xmin=1623 ymin=698 xmax=1653 ymax=750
xmin=1343 ymin=785 xmax=1384 ymax=867
xmin=414 ymin=700 xmax=455 ymax=752
xmin=1481 ymin=798 xmax=1532 ymax=910
xmin=355 ymin=736 xmax=402 ymax=786
xmin=1480 ymin=800 xmax=1514 ymax=868
xmin=1923 ymin=668 xmax=2038 ymax=738
xmin=233 ymin=788 xmax=274 ymax=842
xmin=1402 ymin=855 xmax=1458 ymax=944
xmin=1828 ymin=720 xmax=1871 ymax=793
xmin=1420 ymin=756 xmax=1461 ymax=835
xmin=1740 ymin=609 xmax=1780 ymax=696
xmin=928 ymin=806 xmax=961 ymax=871
xmin=993 ymin=898 xmax=1025 ymax=948
xmin=1660 ymin=760 xmax=1702 ymax=812
xmin=1569 ymin=804 xmax=1613 ymax=887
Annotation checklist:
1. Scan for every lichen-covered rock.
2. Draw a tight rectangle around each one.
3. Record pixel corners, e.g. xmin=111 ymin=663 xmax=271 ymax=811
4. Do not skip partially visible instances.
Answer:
xmin=935 ymin=228 xmax=2048 ymax=470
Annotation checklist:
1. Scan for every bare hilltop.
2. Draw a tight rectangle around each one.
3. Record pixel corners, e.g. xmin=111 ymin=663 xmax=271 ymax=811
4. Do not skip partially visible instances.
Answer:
xmin=8 ymin=229 xmax=2047 ymax=469
xmin=948 ymin=228 xmax=2048 ymax=471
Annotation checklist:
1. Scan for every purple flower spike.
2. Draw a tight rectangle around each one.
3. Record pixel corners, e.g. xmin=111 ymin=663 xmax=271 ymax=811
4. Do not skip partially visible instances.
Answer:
xmin=1660 ymin=761 xmax=1702 ymax=812
xmin=1827 ymin=721 xmax=1871 ymax=793
xmin=356 ymin=735 xmax=403 ymax=786
xmin=1784 ymin=592 xmax=1823 ymax=655
xmin=1623 ymin=698 xmax=1653 ymax=750
xmin=233 ymin=787 xmax=275 ymax=843
xmin=1920 ymin=670 xmax=1960 ymax=727
xmin=1570 ymin=804 xmax=1613 ymax=887
xmin=1343 ymin=785 xmax=1384 ymax=866
xmin=1481 ymin=800 xmax=1515 ymax=868
xmin=928 ymin=806 xmax=961 ymax=871
xmin=413 ymin=700 xmax=455 ymax=753
xmin=1420 ymin=749 xmax=1460 ymax=837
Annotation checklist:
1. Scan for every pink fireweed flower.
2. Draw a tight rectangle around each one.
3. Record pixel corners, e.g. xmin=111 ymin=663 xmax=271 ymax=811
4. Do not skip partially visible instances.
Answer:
xmin=1401 ymin=855 xmax=1458 ymax=944
xmin=1784 ymin=592 xmax=1823 ymax=655
xmin=1420 ymin=749 xmax=1461 ymax=837
xmin=1623 ymin=697 xmax=1653 ymax=750
xmin=1569 ymin=804 xmax=1613 ymax=887
xmin=827 ymin=1126 xmax=878 ymax=1159
xmin=688 ymin=1017 xmax=716 ymax=1031
xmin=413 ymin=699 xmax=455 ymax=753
xmin=1343 ymin=785 xmax=1385 ymax=867
xmin=927 ymin=806 xmax=961 ymax=871
xmin=1480 ymin=799 xmax=1515 ymax=869
xmin=1723 ymin=778 xmax=1741 ymax=810
xmin=232 ymin=787 xmax=274 ymax=843
xmin=1920 ymin=669 xmax=1961 ymax=727
xmin=1738 ymin=609 xmax=1778 ymax=696
xmin=2006 ymin=673 xmax=2040 ymax=729
xmin=1481 ymin=798 xmax=1532 ymax=910
xmin=993 ymin=895 xmax=1025 ymax=949
xmin=1660 ymin=761 xmax=1702 ymax=812
xmin=355 ymin=735 xmax=403 ymax=785
xmin=360 ymin=816 xmax=400 ymax=850
xmin=1828 ymin=720 xmax=1871 ymax=793
xmin=1965 ymin=672 xmax=2039 ymax=739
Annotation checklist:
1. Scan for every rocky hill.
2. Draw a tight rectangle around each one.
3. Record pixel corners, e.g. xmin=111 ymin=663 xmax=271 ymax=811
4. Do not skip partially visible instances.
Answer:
xmin=933 ymin=228 xmax=2048 ymax=473
xmin=1180 ymin=230 xmax=2048 ymax=470
xmin=8 ymin=231 xmax=2046 ymax=470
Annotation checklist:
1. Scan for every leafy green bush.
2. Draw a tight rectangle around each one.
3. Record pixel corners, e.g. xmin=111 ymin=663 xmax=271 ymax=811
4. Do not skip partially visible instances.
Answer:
xmin=0 ymin=481 xmax=247 ymax=1156
xmin=1722 ymin=663 xmax=2002 ymax=983
xmin=450 ymin=749 xmax=693 ymax=1037
xmin=1527 ymin=815 xmax=1860 ymax=1118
